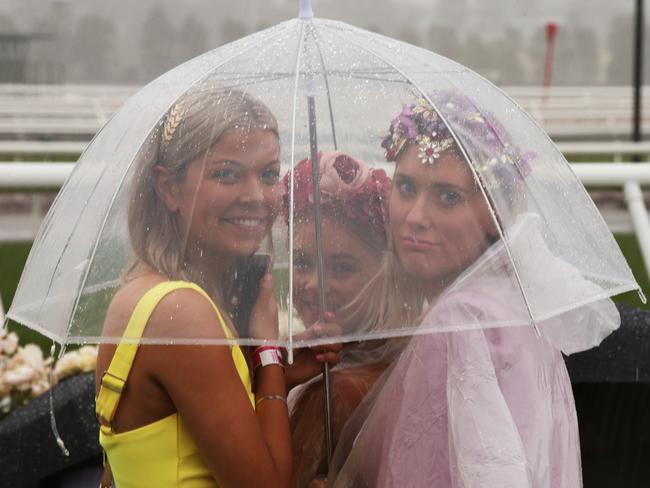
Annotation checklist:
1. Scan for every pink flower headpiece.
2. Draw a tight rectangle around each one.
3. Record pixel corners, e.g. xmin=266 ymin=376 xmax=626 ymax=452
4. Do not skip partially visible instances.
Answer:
xmin=282 ymin=151 xmax=391 ymax=242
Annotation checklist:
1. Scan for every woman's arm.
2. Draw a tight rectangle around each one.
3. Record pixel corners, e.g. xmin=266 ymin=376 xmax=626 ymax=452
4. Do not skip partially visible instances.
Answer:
xmin=148 ymin=276 xmax=291 ymax=488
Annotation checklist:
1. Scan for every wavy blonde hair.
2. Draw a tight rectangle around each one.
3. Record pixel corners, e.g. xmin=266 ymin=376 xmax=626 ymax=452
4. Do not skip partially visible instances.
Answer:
xmin=127 ymin=87 xmax=278 ymax=291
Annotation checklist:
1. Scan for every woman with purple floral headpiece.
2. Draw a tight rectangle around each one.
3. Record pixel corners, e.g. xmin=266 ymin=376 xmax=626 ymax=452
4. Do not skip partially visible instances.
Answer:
xmin=326 ymin=91 xmax=620 ymax=488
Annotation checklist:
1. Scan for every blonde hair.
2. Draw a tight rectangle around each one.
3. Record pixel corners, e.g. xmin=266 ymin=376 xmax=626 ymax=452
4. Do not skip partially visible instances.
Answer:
xmin=343 ymin=244 xmax=425 ymax=337
xmin=127 ymin=87 xmax=278 ymax=289
xmin=332 ymin=205 xmax=425 ymax=364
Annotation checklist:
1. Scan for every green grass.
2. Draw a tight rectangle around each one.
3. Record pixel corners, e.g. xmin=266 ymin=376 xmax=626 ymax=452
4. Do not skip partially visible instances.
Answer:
xmin=0 ymin=154 xmax=80 ymax=162
xmin=68 ymin=285 xmax=118 ymax=340
xmin=0 ymin=241 xmax=49 ymax=348
xmin=612 ymin=234 xmax=649 ymax=309
xmin=0 ymin=242 xmax=31 ymax=312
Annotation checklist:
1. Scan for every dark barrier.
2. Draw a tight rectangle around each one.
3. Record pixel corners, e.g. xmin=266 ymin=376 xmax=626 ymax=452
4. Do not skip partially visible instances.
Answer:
xmin=0 ymin=373 xmax=101 ymax=488
xmin=567 ymin=304 xmax=650 ymax=488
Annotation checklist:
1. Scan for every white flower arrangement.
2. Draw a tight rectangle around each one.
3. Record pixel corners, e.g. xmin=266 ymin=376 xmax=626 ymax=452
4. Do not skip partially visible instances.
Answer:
xmin=53 ymin=345 xmax=98 ymax=381
xmin=0 ymin=330 xmax=97 ymax=418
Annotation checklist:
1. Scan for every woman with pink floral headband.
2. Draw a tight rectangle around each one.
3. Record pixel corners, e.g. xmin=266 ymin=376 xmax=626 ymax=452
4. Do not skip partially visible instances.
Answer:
xmin=327 ymin=92 xmax=620 ymax=487
xmin=281 ymin=151 xmax=402 ymax=487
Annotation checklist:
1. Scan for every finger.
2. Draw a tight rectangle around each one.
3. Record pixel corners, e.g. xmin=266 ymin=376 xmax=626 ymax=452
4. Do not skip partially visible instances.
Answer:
xmin=293 ymin=321 xmax=342 ymax=343
xmin=292 ymin=321 xmax=325 ymax=342
xmin=313 ymin=321 xmax=343 ymax=338
xmin=315 ymin=351 xmax=341 ymax=364
xmin=255 ymin=274 xmax=277 ymax=311
xmin=257 ymin=273 xmax=273 ymax=298
xmin=310 ymin=342 xmax=343 ymax=353
xmin=292 ymin=327 xmax=316 ymax=342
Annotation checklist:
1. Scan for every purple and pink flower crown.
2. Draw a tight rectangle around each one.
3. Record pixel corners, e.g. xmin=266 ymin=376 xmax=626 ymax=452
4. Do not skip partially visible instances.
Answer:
xmin=381 ymin=91 xmax=535 ymax=189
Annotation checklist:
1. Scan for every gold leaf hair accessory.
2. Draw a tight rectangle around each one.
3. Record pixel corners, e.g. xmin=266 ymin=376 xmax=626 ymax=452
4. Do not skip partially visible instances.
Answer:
xmin=161 ymin=101 xmax=186 ymax=149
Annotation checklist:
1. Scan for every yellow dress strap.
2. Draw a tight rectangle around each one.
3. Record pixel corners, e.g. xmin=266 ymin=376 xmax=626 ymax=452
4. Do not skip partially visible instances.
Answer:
xmin=96 ymin=281 xmax=232 ymax=434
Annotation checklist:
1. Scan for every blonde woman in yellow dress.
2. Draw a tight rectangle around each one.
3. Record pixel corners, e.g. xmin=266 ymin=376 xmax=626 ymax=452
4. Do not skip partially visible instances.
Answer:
xmin=95 ymin=88 xmax=339 ymax=488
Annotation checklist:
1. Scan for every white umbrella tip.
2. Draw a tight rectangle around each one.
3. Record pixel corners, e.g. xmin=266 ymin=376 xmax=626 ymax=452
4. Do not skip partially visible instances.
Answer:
xmin=299 ymin=0 xmax=313 ymax=19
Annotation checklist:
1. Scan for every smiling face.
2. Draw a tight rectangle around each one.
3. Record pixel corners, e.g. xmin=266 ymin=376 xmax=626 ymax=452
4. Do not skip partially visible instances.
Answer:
xmin=292 ymin=215 xmax=382 ymax=329
xmin=161 ymin=128 xmax=281 ymax=261
xmin=389 ymin=144 xmax=496 ymax=296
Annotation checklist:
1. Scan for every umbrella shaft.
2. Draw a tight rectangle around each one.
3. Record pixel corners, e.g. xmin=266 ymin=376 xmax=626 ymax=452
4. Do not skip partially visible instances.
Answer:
xmin=307 ymin=96 xmax=327 ymax=318
xmin=307 ymin=93 xmax=335 ymax=468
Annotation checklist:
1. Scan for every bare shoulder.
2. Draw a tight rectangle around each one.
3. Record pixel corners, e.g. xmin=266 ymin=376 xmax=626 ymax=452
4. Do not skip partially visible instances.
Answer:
xmin=103 ymin=276 xmax=230 ymax=341
xmin=102 ymin=276 xmax=167 ymax=337
xmin=145 ymin=285 xmax=230 ymax=341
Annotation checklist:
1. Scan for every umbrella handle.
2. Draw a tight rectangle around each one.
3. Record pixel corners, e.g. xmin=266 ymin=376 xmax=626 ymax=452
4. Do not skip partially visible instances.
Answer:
xmin=322 ymin=362 xmax=334 ymax=467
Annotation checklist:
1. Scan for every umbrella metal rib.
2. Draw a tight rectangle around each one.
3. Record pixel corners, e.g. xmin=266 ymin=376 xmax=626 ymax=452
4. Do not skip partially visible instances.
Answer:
xmin=312 ymin=29 xmax=338 ymax=151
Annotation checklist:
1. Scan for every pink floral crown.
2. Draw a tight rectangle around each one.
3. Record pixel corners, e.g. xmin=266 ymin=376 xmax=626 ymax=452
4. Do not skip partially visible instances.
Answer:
xmin=282 ymin=151 xmax=391 ymax=241
xmin=382 ymin=91 xmax=535 ymax=188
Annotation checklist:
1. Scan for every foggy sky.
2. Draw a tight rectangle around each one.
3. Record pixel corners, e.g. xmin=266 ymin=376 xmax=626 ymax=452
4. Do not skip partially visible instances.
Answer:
xmin=0 ymin=0 xmax=641 ymax=85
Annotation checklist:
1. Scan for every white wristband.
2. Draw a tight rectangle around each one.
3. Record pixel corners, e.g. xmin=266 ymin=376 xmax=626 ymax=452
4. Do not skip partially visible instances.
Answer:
xmin=253 ymin=347 xmax=284 ymax=370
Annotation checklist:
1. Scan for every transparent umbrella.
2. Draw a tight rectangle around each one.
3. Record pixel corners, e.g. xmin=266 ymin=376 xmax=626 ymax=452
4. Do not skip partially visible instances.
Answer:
xmin=4 ymin=0 xmax=643 ymax=477
xmin=5 ymin=8 xmax=639 ymax=348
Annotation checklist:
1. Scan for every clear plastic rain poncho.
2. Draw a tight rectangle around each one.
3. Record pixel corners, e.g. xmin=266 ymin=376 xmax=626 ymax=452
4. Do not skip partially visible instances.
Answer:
xmin=4 ymin=9 xmax=642 ymax=485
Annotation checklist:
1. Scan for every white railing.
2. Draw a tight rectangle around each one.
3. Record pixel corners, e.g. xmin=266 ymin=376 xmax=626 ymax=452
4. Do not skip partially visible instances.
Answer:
xmin=2 ymin=161 xmax=650 ymax=188
xmin=0 ymin=163 xmax=74 ymax=187
xmin=556 ymin=141 xmax=650 ymax=158
xmin=1 ymin=84 xmax=650 ymax=140
xmin=0 ymin=141 xmax=87 ymax=156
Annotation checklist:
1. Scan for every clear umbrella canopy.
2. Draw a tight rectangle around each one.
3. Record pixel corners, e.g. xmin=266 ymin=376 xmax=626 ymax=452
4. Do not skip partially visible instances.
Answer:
xmin=6 ymin=14 xmax=641 ymax=352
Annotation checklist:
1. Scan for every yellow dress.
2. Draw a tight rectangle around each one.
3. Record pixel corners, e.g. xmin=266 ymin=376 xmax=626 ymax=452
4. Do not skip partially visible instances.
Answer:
xmin=95 ymin=281 xmax=254 ymax=488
